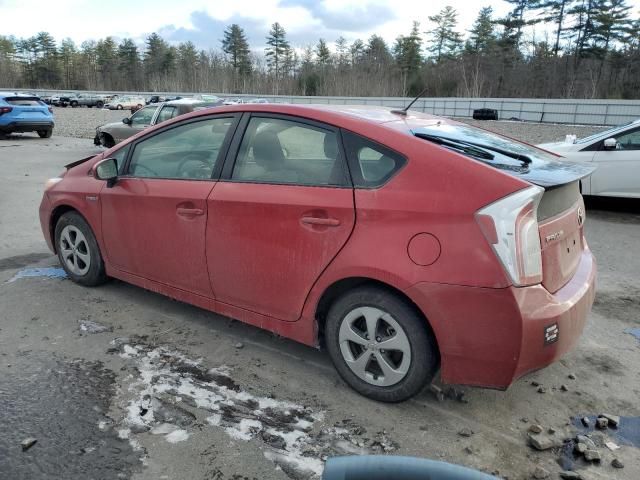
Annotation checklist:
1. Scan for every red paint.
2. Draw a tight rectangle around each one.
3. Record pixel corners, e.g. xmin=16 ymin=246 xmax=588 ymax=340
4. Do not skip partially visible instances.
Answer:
xmin=407 ymin=233 xmax=441 ymax=266
xmin=39 ymin=104 xmax=596 ymax=390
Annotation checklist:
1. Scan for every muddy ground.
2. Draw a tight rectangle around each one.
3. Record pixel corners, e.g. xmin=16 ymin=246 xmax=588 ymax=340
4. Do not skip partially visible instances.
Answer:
xmin=0 ymin=135 xmax=638 ymax=480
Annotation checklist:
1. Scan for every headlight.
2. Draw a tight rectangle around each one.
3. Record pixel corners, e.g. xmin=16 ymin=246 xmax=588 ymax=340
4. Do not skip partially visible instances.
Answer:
xmin=44 ymin=177 xmax=63 ymax=190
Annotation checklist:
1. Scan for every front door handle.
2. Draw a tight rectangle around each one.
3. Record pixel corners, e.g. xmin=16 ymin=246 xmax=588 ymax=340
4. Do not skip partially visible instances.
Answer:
xmin=177 ymin=207 xmax=204 ymax=216
xmin=301 ymin=216 xmax=341 ymax=226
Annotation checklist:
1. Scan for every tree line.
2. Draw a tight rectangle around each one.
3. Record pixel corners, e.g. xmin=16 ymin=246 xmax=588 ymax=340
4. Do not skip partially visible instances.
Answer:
xmin=0 ymin=0 xmax=638 ymax=99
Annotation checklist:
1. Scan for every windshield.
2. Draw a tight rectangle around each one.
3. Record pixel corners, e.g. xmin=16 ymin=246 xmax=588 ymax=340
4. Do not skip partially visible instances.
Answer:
xmin=575 ymin=121 xmax=638 ymax=144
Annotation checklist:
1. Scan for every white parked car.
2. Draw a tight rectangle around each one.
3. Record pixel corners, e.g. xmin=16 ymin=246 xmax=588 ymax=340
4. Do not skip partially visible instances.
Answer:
xmin=104 ymin=96 xmax=146 ymax=110
xmin=538 ymin=119 xmax=640 ymax=198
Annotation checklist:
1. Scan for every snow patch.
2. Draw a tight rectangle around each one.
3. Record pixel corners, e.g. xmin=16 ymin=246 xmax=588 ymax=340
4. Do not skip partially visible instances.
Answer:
xmin=165 ymin=429 xmax=189 ymax=443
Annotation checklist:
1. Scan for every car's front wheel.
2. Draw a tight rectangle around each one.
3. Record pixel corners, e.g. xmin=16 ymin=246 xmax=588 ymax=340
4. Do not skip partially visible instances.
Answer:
xmin=117 ymin=104 xmax=123 ymax=110
xmin=325 ymin=286 xmax=438 ymax=402
xmin=55 ymin=212 xmax=107 ymax=286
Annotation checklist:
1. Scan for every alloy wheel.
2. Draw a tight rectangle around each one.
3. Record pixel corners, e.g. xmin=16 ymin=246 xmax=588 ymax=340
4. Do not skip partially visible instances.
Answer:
xmin=338 ymin=306 xmax=411 ymax=387
xmin=59 ymin=225 xmax=91 ymax=276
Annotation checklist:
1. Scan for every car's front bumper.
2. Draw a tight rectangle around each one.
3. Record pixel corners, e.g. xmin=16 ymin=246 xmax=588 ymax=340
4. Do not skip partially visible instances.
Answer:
xmin=39 ymin=193 xmax=55 ymax=253
xmin=0 ymin=121 xmax=54 ymax=133
xmin=405 ymin=248 xmax=596 ymax=389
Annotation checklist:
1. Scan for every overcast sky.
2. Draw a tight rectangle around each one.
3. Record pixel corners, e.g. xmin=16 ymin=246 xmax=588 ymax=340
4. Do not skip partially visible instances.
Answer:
xmin=4 ymin=0 xmax=639 ymax=51
xmin=1 ymin=0 xmax=518 ymax=50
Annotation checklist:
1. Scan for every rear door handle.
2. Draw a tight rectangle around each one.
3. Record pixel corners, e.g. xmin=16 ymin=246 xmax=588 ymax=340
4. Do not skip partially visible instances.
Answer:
xmin=177 ymin=207 xmax=204 ymax=216
xmin=301 ymin=216 xmax=341 ymax=226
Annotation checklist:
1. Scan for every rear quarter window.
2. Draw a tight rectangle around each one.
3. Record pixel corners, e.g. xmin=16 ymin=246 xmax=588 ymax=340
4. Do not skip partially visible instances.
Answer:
xmin=342 ymin=131 xmax=406 ymax=188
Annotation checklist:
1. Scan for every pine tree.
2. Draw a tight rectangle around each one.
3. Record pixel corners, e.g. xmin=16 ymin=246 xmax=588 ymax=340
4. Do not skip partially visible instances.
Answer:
xmin=537 ymin=0 xmax=573 ymax=56
xmin=265 ymin=22 xmax=290 ymax=92
xmin=117 ymin=39 xmax=141 ymax=91
xmin=350 ymin=39 xmax=365 ymax=65
xmin=394 ymin=22 xmax=423 ymax=95
xmin=315 ymin=39 xmax=331 ymax=66
xmin=426 ymin=7 xmax=463 ymax=61
xmin=335 ymin=36 xmax=349 ymax=67
xmin=468 ymin=6 xmax=497 ymax=52
xmin=221 ymin=24 xmax=252 ymax=76
xmin=59 ymin=38 xmax=77 ymax=89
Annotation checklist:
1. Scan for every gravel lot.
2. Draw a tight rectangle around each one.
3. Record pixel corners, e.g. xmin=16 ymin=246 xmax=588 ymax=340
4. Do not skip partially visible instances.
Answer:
xmin=48 ymin=105 xmax=608 ymax=144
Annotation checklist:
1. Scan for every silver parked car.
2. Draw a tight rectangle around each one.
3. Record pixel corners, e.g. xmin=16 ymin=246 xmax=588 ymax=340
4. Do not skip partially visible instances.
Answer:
xmin=94 ymin=98 xmax=223 ymax=147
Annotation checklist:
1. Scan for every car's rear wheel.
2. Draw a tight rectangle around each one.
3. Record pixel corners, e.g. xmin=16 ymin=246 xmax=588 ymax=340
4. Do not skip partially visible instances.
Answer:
xmin=55 ymin=212 xmax=107 ymax=286
xmin=96 ymin=101 xmax=104 ymax=108
xmin=117 ymin=104 xmax=123 ymax=110
xmin=37 ymin=129 xmax=52 ymax=138
xmin=70 ymin=101 xmax=78 ymax=108
xmin=325 ymin=286 xmax=438 ymax=402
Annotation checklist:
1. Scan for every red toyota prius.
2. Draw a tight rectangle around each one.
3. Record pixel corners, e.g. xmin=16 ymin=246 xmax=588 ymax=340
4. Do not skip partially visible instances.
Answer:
xmin=39 ymin=104 xmax=596 ymax=402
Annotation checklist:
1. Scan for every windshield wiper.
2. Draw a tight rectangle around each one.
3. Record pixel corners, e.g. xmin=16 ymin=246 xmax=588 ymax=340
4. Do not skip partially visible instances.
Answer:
xmin=415 ymin=132 xmax=532 ymax=165
xmin=414 ymin=133 xmax=495 ymax=161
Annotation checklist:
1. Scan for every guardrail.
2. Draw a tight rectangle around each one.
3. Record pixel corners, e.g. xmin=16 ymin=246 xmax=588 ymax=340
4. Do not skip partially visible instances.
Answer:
xmin=3 ymin=88 xmax=639 ymax=126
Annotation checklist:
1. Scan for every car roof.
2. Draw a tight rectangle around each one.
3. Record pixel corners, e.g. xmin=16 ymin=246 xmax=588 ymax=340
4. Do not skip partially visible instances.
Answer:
xmin=182 ymin=103 xmax=451 ymax=133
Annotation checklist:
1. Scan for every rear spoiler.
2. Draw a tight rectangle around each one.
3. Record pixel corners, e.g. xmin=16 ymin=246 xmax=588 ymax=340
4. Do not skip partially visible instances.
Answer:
xmin=65 ymin=154 xmax=98 ymax=170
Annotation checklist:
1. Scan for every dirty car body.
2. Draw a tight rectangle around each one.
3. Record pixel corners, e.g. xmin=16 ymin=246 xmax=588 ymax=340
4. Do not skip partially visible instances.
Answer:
xmin=40 ymin=104 xmax=597 ymax=401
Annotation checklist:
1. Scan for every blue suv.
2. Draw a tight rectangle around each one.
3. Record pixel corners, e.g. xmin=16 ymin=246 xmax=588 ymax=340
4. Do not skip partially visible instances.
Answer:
xmin=0 ymin=93 xmax=54 ymax=138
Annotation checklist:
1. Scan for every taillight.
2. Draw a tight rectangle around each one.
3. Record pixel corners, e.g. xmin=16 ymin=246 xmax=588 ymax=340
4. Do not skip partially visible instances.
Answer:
xmin=0 ymin=106 xmax=12 ymax=115
xmin=475 ymin=186 xmax=544 ymax=286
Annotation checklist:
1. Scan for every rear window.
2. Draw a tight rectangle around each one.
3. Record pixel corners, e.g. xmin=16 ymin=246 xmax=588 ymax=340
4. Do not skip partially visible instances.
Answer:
xmin=4 ymin=97 xmax=43 ymax=106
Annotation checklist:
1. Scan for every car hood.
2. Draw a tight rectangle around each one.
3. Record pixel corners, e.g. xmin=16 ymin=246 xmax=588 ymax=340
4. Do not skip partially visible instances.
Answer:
xmin=98 ymin=121 xmax=126 ymax=132
xmin=537 ymin=141 xmax=582 ymax=153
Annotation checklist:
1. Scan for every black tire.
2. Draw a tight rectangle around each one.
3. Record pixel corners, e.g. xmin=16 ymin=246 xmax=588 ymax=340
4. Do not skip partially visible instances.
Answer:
xmin=70 ymin=101 xmax=78 ymax=108
xmin=54 ymin=211 xmax=107 ymax=287
xmin=37 ymin=129 xmax=52 ymax=138
xmin=325 ymin=285 xmax=438 ymax=402
xmin=96 ymin=101 xmax=104 ymax=108
xmin=117 ymin=104 xmax=123 ymax=110
xmin=100 ymin=133 xmax=115 ymax=148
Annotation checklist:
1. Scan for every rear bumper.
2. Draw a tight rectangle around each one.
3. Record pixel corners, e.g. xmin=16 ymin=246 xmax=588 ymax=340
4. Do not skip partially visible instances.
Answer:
xmin=405 ymin=248 xmax=596 ymax=389
xmin=0 ymin=121 xmax=54 ymax=133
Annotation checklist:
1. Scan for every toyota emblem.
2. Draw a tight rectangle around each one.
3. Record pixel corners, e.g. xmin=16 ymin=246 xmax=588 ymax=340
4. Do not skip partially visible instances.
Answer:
xmin=577 ymin=206 xmax=585 ymax=227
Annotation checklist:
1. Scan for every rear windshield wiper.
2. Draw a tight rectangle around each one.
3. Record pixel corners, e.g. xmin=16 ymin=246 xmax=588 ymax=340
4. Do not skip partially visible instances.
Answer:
xmin=415 ymin=132 xmax=532 ymax=165
xmin=414 ymin=133 xmax=495 ymax=161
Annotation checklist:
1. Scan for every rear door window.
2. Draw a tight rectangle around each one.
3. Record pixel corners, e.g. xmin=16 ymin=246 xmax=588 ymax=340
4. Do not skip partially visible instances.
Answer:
xmin=231 ymin=116 xmax=349 ymax=187
xmin=156 ymin=106 xmax=177 ymax=124
xmin=342 ymin=131 xmax=406 ymax=187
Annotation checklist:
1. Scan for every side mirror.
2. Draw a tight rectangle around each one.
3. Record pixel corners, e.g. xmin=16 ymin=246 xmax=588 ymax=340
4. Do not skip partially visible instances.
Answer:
xmin=122 ymin=117 xmax=131 ymax=125
xmin=94 ymin=158 xmax=118 ymax=187
xmin=603 ymin=138 xmax=618 ymax=150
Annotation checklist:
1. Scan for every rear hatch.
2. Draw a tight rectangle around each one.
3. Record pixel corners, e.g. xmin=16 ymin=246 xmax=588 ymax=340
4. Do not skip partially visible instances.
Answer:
xmin=3 ymin=96 xmax=52 ymax=122
xmin=413 ymin=123 xmax=594 ymax=293
xmin=537 ymin=181 xmax=584 ymax=292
